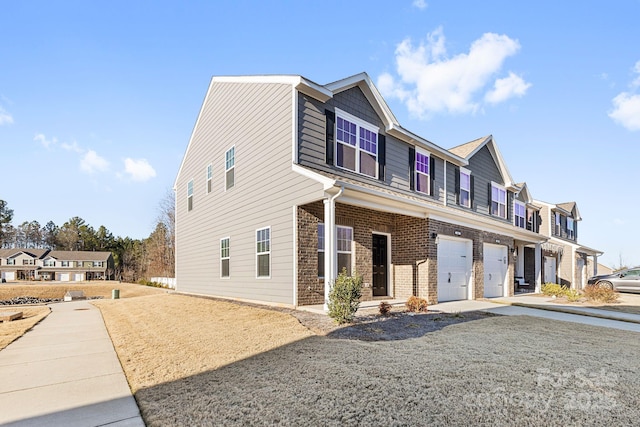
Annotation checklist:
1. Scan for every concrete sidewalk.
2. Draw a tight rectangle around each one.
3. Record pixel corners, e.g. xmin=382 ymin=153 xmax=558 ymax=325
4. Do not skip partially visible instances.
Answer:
xmin=0 ymin=300 xmax=144 ymax=426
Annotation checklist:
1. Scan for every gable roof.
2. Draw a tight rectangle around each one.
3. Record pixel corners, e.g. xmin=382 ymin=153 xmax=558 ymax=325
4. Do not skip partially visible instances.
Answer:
xmin=555 ymin=202 xmax=581 ymax=221
xmin=47 ymin=251 xmax=112 ymax=262
xmin=0 ymin=248 xmax=49 ymax=259
xmin=449 ymin=135 xmax=517 ymax=189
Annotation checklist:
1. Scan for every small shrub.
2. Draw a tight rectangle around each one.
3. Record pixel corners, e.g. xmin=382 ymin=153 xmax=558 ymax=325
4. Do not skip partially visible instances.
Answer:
xmin=378 ymin=301 xmax=392 ymax=316
xmin=541 ymin=283 xmax=568 ymax=297
xmin=584 ymin=285 xmax=619 ymax=303
xmin=564 ymin=288 xmax=582 ymax=302
xmin=406 ymin=296 xmax=428 ymax=313
xmin=137 ymin=279 xmax=168 ymax=289
xmin=328 ymin=270 xmax=363 ymax=324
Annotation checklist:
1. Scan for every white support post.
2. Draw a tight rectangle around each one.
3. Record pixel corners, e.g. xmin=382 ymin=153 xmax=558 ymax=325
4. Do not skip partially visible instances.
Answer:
xmin=534 ymin=242 xmax=542 ymax=293
xmin=323 ymin=198 xmax=336 ymax=312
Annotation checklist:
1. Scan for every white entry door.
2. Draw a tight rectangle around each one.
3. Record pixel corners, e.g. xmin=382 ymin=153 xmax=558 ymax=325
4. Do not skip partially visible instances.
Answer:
xmin=437 ymin=237 xmax=473 ymax=302
xmin=544 ymin=256 xmax=557 ymax=283
xmin=484 ymin=244 xmax=507 ymax=298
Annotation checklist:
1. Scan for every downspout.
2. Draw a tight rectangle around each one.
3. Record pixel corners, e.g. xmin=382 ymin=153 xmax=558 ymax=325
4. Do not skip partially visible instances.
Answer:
xmin=324 ymin=186 xmax=344 ymax=311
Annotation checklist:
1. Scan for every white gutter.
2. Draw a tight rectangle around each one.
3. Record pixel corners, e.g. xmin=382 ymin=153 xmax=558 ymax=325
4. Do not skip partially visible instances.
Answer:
xmin=324 ymin=186 xmax=344 ymax=311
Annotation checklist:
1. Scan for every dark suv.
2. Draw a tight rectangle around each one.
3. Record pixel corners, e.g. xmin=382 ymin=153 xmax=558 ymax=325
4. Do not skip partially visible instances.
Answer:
xmin=587 ymin=267 xmax=640 ymax=292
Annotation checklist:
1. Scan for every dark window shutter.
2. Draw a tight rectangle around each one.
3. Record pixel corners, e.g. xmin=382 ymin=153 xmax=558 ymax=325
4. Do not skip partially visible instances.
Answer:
xmin=488 ymin=183 xmax=492 ymax=206
xmin=325 ymin=110 xmax=335 ymax=166
xmin=454 ymin=167 xmax=460 ymax=204
xmin=429 ymin=156 xmax=436 ymax=197
xmin=409 ymin=147 xmax=415 ymax=191
xmin=378 ymin=133 xmax=386 ymax=181
xmin=507 ymin=192 xmax=513 ymax=220
xmin=470 ymin=175 xmax=475 ymax=208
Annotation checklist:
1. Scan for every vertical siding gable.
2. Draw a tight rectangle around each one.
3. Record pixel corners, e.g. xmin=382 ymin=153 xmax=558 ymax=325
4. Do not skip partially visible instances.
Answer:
xmin=464 ymin=146 xmax=506 ymax=218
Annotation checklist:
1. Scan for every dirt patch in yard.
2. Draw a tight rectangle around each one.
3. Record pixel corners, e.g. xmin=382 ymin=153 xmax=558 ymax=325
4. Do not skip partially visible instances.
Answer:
xmin=95 ymin=294 xmax=640 ymax=426
xmin=0 ymin=306 xmax=50 ymax=350
xmin=0 ymin=282 xmax=168 ymax=301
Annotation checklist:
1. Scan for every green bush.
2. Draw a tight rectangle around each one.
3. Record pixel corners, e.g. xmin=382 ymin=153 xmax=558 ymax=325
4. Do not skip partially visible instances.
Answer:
xmin=328 ymin=270 xmax=363 ymax=324
xmin=541 ymin=283 xmax=568 ymax=297
xmin=584 ymin=285 xmax=619 ymax=303
xmin=405 ymin=296 xmax=428 ymax=313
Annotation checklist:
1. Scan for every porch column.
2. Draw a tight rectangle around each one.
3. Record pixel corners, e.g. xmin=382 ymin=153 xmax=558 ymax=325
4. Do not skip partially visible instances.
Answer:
xmin=593 ymin=255 xmax=598 ymax=276
xmin=534 ymin=243 xmax=542 ymax=293
xmin=516 ymin=243 xmax=525 ymax=277
xmin=323 ymin=197 xmax=337 ymax=312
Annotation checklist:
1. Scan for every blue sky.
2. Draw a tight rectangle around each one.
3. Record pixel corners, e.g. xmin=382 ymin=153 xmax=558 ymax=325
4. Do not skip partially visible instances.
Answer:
xmin=1 ymin=1 xmax=639 ymax=267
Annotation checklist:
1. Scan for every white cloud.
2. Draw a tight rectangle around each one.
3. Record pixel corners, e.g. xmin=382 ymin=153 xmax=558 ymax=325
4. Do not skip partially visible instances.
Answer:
xmin=80 ymin=150 xmax=109 ymax=173
xmin=61 ymin=141 xmax=83 ymax=153
xmin=34 ymin=133 xmax=58 ymax=149
xmin=412 ymin=0 xmax=428 ymax=10
xmin=609 ymin=60 xmax=640 ymax=131
xmin=123 ymin=158 xmax=156 ymax=182
xmin=377 ymin=27 xmax=529 ymax=118
xmin=0 ymin=107 xmax=13 ymax=125
xmin=609 ymin=92 xmax=640 ymax=131
xmin=485 ymin=72 xmax=532 ymax=104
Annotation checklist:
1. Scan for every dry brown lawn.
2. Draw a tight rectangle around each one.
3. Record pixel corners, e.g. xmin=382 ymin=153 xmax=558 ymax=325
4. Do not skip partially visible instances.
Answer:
xmin=95 ymin=293 xmax=640 ymax=426
xmin=0 ymin=306 xmax=50 ymax=350
xmin=0 ymin=281 xmax=168 ymax=300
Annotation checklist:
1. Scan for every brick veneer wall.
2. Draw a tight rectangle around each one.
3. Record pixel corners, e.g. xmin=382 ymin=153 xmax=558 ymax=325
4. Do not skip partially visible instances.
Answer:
xmin=296 ymin=201 xmax=516 ymax=306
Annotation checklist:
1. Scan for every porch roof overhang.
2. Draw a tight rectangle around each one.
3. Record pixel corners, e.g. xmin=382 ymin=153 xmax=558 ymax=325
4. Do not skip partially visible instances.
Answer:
xmin=577 ymin=244 xmax=604 ymax=257
xmin=321 ymin=177 xmax=547 ymax=245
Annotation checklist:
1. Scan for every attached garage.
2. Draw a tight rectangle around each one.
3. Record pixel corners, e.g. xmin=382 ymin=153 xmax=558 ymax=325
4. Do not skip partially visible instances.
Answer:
xmin=73 ymin=273 xmax=84 ymax=281
xmin=1 ymin=271 xmax=15 ymax=281
xmin=58 ymin=273 xmax=70 ymax=282
xmin=437 ymin=236 xmax=473 ymax=302
xmin=483 ymin=243 xmax=508 ymax=298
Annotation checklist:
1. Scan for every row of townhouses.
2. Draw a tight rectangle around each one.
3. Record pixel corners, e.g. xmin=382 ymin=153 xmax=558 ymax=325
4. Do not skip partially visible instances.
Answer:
xmin=0 ymin=249 xmax=115 ymax=282
xmin=174 ymin=72 xmax=602 ymax=308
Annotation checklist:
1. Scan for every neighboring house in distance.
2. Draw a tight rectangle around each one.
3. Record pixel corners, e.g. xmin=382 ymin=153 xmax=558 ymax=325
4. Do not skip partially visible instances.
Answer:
xmin=174 ymin=72 xmax=601 ymax=308
xmin=0 ymin=249 xmax=115 ymax=281
xmin=535 ymin=200 xmax=602 ymax=289
xmin=598 ymin=263 xmax=613 ymax=275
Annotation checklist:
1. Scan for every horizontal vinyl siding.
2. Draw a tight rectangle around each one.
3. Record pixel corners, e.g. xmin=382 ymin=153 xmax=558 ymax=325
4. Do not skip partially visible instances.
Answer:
xmin=386 ymin=135 xmax=411 ymax=191
xmin=176 ymin=81 xmax=324 ymax=305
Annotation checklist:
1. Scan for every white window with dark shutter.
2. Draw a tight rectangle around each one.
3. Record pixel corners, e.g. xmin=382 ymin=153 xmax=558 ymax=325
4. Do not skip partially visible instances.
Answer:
xmin=415 ymin=149 xmax=430 ymax=195
xmin=220 ymin=237 xmax=230 ymax=278
xmin=187 ymin=180 xmax=194 ymax=211
xmin=567 ymin=217 xmax=575 ymax=240
xmin=256 ymin=227 xmax=270 ymax=278
xmin=317 ymin=224 xmax=325 ymax=278
xmin=490 ymin=182 xmax=507 ymax=219
xmin=459 ymin=168 xmax=471 ymax=208
xmin=554 ymin=212 xmax=561 ymax=236
xmin=335 ymin=108 xmax=378 ymax=179
xmin=514 ymin=201 xmax=526 ymax=228
xmin=225 ymin=146 xmax=235 ymax=190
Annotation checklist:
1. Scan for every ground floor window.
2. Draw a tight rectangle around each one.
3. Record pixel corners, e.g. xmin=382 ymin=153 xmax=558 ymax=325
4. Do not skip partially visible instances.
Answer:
xmin=337 ymin=226 xmax=353 ymax=276
xmin=256 ymin=227 xmax=270 ymax=278
xmin=317 ymin=224 xmax=324 ymax=278
xmin=220 ymin=237 xmax=230 ymax=278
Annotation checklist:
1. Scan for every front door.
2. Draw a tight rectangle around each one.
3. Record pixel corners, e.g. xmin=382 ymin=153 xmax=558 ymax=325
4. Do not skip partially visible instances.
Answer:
xmin=372 ymin=234 xmax=388 ymax=297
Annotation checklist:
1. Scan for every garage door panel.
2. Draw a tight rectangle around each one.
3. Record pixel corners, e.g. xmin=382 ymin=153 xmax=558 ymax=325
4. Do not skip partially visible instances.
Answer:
xmin=438 ymin=237 xmax=473 ymax=302
xmin=484 ymin=244 xmax=507 ymax=298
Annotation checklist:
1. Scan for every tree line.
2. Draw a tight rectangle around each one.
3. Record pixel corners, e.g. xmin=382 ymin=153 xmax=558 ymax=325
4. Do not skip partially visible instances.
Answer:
xmin=0 ymin=192 xmax=175 ymax=282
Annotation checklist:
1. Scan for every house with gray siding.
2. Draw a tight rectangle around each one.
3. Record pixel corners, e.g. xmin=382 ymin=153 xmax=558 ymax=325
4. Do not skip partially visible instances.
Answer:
xmin=0 ymin=249 xmax=114 ymax=281
xmin=174 ymin=72 xmax=601 ymax=308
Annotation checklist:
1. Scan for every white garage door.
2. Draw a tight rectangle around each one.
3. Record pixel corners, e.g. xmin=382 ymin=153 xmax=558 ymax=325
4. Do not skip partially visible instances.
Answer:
xmin=59 ymin=273 xmax=70 ymax=282
xmin=484 ymin=243 xmax=507 ymax=298
xmin=2 ymin=272 xmax=15 ymax=281
xmin=73 ymin=273 xmax=84 ymax=281
xmin=437 ymin=237 xmax=473 ymax=302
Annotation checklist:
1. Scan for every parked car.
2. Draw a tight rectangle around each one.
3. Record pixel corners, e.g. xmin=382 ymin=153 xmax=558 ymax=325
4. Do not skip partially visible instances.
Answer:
xmin=587 ymin=267 xmax=640 ymax=292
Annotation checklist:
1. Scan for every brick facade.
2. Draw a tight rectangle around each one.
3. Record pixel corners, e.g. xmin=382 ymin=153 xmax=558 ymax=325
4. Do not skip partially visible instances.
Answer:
xmin=297 ymin=201 xmax=516 ymax=306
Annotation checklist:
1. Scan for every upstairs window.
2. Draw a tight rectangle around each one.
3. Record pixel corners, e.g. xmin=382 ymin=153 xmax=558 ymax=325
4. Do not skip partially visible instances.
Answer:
xmin=61 ymin=261 xmax=70 ymax=267
xmin=221 ymin=237 xmax=230 ymax=278
xmin=206 ymin=164 xmax=213 ymax=194
xmin=554 ymin=212 xmax=561 ymax=236
xmin=225 ymin=146 xmax=235 ymax=190
xmin=514 ymin=201 xmax=526 ymax=228
xmin=44 ymin=259 xmax=55 ymax=267
xmin=93 ymin=261 xmax=103 ymax=267
xmin=337 ymin=226 xmax=353 ymax=276
xmin=491 ymin=183 xmax=507 ymax=219
xmin=23 ymin=259 xmax=35 ymax=265
xmin=77 ymin=262 xmax=83 ymax=267
xmin=187 ymin=180 xmax=194 ymax=211
xmin=527 ymin=208 xmax=538 ymax=232
xmin=335 ymin=109 xmax=378 ymax=178
xmin=256 ymin=227 xmax=270 ymax=278
xmin=459 ymin=169 xmax=471 ymax=208
xmin=567 ymin=217 xmax=575 ymax=240
xmin=6 ymin=258 xmax=15 ymax=265
xmin=415 ymin=150 xmax=430 ymax=195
